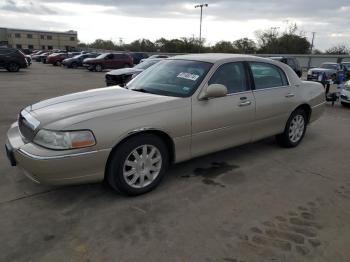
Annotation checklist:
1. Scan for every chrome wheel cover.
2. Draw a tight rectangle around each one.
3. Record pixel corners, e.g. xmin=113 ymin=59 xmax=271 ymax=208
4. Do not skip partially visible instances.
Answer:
xmin=289 ymin=115 xmax=305 ymax=143
xmin=123 ymin=145 xmax=162 ymax=189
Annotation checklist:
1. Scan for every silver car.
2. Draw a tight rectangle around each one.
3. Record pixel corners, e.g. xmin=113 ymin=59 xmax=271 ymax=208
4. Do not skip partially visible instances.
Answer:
xmin=5 ymin=54 xmax=325 ymax=195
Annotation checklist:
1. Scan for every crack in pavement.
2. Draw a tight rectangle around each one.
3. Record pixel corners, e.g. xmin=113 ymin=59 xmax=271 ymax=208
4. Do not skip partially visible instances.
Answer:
xmin=0 ymin=188 xmax=61 ymax=205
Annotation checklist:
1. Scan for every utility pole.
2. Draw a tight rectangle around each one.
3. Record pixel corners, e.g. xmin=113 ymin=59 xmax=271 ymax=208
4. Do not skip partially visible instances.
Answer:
xmin=310 ymin=32 xmax=316 ymax=54
xmin=308 ymin=32 xmax=316 ymax=69
xmin=195 ymin=3 xmax=208 ymax=49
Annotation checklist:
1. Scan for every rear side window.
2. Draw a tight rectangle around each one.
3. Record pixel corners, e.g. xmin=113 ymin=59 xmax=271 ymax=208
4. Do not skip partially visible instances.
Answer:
xmin=250 ymin=62 xmax=289 ymax=90
xmin=208 ymin=62 xmax=248 ymax=94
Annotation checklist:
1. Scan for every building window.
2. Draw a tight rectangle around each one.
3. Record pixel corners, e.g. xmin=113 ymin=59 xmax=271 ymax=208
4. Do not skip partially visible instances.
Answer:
xmin=27 ymin=34 xmax=33 ymax=39
xmin=47 ymin=35 xmax=52 ymax=40
xmin=8 ymin=34 xmax=11 ymax=38
xmin=70 ymin=37 xmax=75 ymax=41
xmin=41 ymin=35 xmax=45 ymax=39
xmin=28 ymin=45 xmax=34 ymax=49
xmin=15 ymin=33 xmax=21 ymax=38
xmin=42 ymin=45 xmax=45 ymax=49
xmin=48 ymin=46 xmax=53 ymax=50
xmin=16 ymin=44 xmax=22 ymax=49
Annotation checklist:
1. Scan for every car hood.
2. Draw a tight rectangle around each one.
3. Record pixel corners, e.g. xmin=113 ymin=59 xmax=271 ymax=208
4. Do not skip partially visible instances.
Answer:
xmin=107 ymin=68 xmax=143 ymax=76
xmin=309 ymin=68 xmax=336 ymax=74
xmin=27 ymin=87 xmax=175 ymax=128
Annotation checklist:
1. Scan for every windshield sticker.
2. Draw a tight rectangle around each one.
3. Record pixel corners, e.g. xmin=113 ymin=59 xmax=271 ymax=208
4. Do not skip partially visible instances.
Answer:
xmin=177 ymin=72 xmax=200 ymax=81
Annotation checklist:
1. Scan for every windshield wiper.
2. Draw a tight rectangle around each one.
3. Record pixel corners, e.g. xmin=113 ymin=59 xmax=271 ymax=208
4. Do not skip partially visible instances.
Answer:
xmin=132 ymin=88 xmax=152 ymax=94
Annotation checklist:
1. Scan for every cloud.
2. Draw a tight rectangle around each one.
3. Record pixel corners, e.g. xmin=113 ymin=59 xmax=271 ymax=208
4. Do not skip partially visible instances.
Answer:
xmin=1 ymin=0 xmax=57 ymax=14
xmin=0 ymin=0 xmax=349 ymax=50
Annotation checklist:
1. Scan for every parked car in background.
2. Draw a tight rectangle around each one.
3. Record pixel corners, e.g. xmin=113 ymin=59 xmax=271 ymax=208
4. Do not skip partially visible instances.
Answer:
xmin=38 ymin=52 xmax=51 ymax=63
xmin=5 ymin=54 xmax=325 ymax=195
xmin=269 ymin=57 xmax=302 ymax=77
xmin=62 ymin=53 xmax=99 ymax=68
xmin=47 ymin=53 xmax=68 ymax=66
xmin=0 ymin=47 xmax=28 ymax=72
xmin=129 ymin=52 xmax=149 ymax=64
xmin=67 ymin=52 xmax=82 ymax=58
xmin=341 ymin=80 xmax=350 ymax=107
xmin=83 ymin=53 xmax=133 ymax=72
xmin=307 ymin=62 xmax=345 ymax=85
xmin=32 ymin=51 xmax=47 ymax=62
xmin=140 ymin=54 xmax=169 ymax=63
xmin=341 ymin=62 xmax=350 ymax=80
xmin=105 ymin=58 xmax=164 ymax=86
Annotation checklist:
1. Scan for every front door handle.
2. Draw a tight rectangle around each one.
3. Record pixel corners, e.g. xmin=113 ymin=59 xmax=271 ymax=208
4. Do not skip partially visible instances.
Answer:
xmin=285 ymin=93 xmax=295 ymax=98
xmin=239 ymin=101 xmax=251 ymax=107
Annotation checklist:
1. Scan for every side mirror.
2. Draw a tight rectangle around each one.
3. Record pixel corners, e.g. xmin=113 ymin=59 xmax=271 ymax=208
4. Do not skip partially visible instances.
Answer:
xmin=199 ymin=84 xmax=228 ymax=100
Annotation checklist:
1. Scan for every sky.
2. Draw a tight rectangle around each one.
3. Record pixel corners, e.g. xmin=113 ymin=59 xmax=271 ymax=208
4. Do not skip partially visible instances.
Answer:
xmin=0 ymin=0 xmax=349 ymax=51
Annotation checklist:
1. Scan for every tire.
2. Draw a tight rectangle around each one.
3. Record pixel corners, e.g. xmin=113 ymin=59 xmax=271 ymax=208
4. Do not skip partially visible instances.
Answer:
xmin=6 ymin=63 xmax=20 ymax=72
xmin=95 ymin=64 xmax=103 ymax=72
xmin=341 ymin=102 xmax=350 ymax=107
xmin=276 ymin=109 xmax=307 ymax=148
xmin=71 ymin=62 xmax=78 ymax=68
xmin=53 ymin=62 xmax=57 ymax=66
xmin=123 ymin=64 xmax=130 ymax=68
xmin=106 ymin=134 xmax=169 ymax=195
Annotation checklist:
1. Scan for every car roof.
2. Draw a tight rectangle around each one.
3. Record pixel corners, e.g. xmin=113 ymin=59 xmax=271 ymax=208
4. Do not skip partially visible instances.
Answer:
xmin=169 ymin=53 xmax=272 ymax=63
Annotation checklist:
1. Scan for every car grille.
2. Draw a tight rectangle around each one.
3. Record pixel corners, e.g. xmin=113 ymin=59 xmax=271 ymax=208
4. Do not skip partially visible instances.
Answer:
xmin=18 ymin=113 xmax=36 ymax=141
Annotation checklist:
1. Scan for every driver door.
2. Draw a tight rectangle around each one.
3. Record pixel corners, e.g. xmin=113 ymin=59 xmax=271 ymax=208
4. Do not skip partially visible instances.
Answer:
xmin=191 ymin=62 xmax=256 ymax=158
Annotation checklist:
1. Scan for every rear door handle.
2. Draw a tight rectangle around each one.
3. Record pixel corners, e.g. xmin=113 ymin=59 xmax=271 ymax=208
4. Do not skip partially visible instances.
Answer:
xmin=285 ymin=93 xmax=295 ymax=98
xmin=239 ymin=101 xmax=251 ymax=107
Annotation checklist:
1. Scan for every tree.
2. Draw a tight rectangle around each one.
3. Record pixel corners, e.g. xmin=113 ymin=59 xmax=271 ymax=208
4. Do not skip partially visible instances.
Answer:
xmin=255 ymin=24 xmax=311 ymax=54
xmin=211 ymin=41 xmax=238 ymax=53
xmin=325 ymin=45 xmax=349 ymax=55
xmin=88 ymin=39 xmax=117 ymax=50
xmin=126 ymin=39 xmax=156 ymax=52
xmin=233 ymin=38 xmax=257 ymax=54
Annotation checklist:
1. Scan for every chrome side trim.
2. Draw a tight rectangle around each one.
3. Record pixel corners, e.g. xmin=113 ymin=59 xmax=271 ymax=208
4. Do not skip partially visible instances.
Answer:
xmin=18 ymin=148 xmax=111 ymax=160
xmin=311 ymin=101 xmax=326 ymax=108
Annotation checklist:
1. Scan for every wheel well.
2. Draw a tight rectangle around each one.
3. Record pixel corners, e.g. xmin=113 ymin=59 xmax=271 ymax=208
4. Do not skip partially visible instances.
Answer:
xmin=296 ymin=104 xmax=312 ymax=123
xmin=104 ymin=130 xmax=175 ymax=178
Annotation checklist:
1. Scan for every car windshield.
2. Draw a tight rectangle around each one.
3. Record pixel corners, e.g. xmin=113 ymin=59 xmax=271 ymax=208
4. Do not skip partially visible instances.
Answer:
xmin=321 ymin=63 xmax=338 ymax=70
xmin=343 ymin=63 xmax=350 ymax=69
xmin=127 ymin=59 xmax=212 ymax=97
xmin=134 ymin=60 xmax=160 ymax=70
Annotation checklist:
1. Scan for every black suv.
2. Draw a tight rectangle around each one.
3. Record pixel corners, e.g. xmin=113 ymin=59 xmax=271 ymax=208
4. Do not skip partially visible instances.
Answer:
xmin=0 ymin=48 xmax=28 ymax=72
xmin=269 ymin=57 xmax=302 ymax=78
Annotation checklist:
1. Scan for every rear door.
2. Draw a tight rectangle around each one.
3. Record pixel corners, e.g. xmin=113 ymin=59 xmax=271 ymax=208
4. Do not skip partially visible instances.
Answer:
xmin=249 ymin=62 xmax=297 ymax=141
xmin=112 ymin=54 xmax=125 ymax=69
xmin=191 ymin=62 xmax=256 ymax=157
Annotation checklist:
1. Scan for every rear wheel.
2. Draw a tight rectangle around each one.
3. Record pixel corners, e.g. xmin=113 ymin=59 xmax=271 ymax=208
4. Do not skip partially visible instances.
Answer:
xmin=6 ymin=63 xmax=20 ymax=72
xmin=71 ymin=62 xmax=78 ymax=68
xmin=106 ymin=134 xmax=169 ymax=195
xmin=276 ymin=109 xmax=307 ymax=148
xmin=95 ymin=64 xmax=103 ymax=72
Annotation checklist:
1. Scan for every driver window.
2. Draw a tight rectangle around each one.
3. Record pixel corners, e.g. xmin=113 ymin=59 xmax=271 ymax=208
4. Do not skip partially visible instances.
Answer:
xmin=106 ymin=54 xmax=114 ymax=59
xmin=208 ymin=62 xmax=248 ymax=94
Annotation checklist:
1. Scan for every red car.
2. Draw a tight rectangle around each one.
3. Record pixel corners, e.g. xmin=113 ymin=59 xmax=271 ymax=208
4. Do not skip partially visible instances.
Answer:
xmin=46 ymin=53 xmax=68 ymax=66
xmin=83 ymin=53 xmax=133 ymax=72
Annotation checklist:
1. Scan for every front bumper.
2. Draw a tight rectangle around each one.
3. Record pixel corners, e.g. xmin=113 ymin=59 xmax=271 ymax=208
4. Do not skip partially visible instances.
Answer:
xmin=5 ymin=122 xmax=111 ymax=185
xmin=341 ymin=89 xmax=350 ymax=104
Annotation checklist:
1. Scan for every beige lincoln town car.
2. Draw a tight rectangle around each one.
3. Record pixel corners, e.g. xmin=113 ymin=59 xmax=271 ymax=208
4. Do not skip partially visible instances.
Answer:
xmin=5 ymin=54 xmax=325 ymax=195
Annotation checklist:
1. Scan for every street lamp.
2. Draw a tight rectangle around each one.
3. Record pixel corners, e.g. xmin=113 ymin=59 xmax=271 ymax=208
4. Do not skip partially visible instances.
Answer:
xmin=195 ymin=3 xmax=208 ymax=47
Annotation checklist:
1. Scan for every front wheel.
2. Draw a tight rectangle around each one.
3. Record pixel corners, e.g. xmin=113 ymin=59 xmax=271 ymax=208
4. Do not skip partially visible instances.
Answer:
xmin=106 ymin=134 xmax=169 ymax=195
xmin=6 ymin=63 xmax=20 ymax=72
xmin=341 ymin=102 xmax=350 ymax=107
xmin=276 ymin=109 xmax=307 ymax=148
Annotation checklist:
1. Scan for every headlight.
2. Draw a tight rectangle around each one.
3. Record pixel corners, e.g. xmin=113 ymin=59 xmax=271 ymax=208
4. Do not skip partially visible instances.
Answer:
xmin=33 ymin=129 xmax=96 ymax=150
xmin=307 ymin=70 xmax=312 ymax=75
